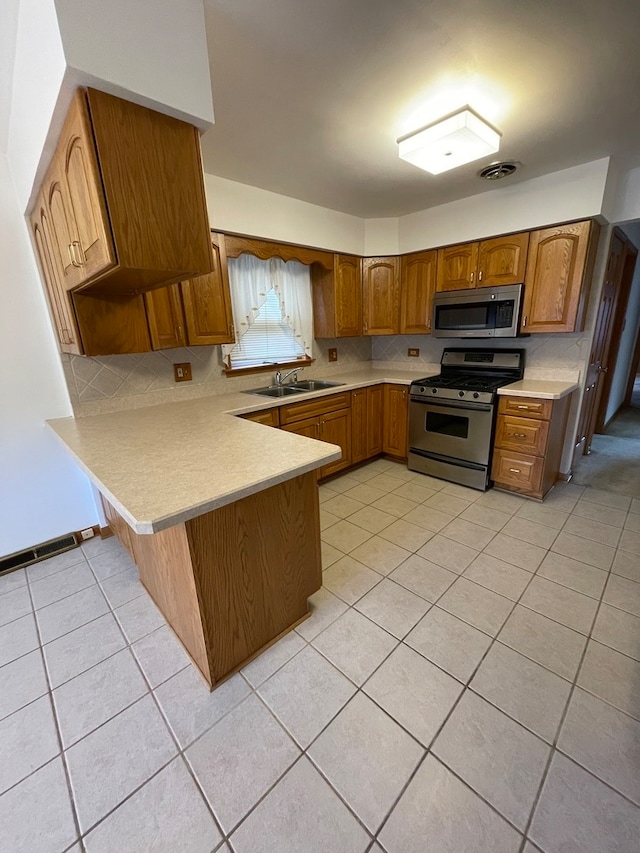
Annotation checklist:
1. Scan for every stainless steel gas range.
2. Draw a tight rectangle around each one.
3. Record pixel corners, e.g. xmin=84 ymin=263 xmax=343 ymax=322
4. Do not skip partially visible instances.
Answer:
xmin=408 ymin=348 xmax=525 ymax=491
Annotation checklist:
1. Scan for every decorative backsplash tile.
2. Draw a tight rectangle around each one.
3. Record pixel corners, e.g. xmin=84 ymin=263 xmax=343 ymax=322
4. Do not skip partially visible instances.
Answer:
xmin=66 ymin=337 xmax=372 ymax=415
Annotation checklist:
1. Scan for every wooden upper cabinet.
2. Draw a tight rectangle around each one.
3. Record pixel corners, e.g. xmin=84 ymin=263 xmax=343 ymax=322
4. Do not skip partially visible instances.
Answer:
xmin=29 ymin=194 xmax=82 ymax=354
xmin=400 ymin=250 xmax=437 ymax=334
xmin=34 ymin=88 xmax=213 ymax=298
xmin=181 ymin=235 xmax=235 ymax=345
xmin=437 ymin=242 xmax=479 ymax=291
xmin=521 ymin=220 xmax=599 ymax=334
xmin=312 ymin=254 xmax=362 ymax=338
xmin=362 ymin=257 xmax=400 ymax=335
xmin=145 ymin=284 xmax=186 ymax=350
xmin=477 ymin=233 xmax=529 ymax=287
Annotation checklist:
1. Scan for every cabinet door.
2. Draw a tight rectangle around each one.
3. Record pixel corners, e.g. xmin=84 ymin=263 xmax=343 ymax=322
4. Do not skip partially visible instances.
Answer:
xmin=63 ymin=91 xmax=116 ymax=284
xmin=334 ymin=255 xmax=362 ymax=337
xmin=351 ymin=389 xmax=368 ymax=464
xmin=240 ymin=409 xmax=280 ymax=427
xmin=400 ymin=250 xmax=437 ymax=334
xmin=181 ymin=235 xmax=235 ymax=345
xmin=319 ymin=409 xmax=352 ymax=477
xmin=436 ymin=243 xmax=479 ymax=291
xmin=383 ymin=384 xmax=408 ymax=459
xmin=30 ymin=198 xmax=83 ymax=354
xmin=144 ymin=284 xmax=186 ymax=349
xmin=367 ymin=385 xmax=384 ymax=457
xmin=46 ymin=166 xmax=79 ymax=290
xmin=477 ymin=233 xmax=529 ymax=287
xmin=522 ymin=221 xmax=594 ymax=333
xmin=362 ymin=257 xmax=400 ymax=335
xmin=281 ymin=417 xmax=322 ymax=480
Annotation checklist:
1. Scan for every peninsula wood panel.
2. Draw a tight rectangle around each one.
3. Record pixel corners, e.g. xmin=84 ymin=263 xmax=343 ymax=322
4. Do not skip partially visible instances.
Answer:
xmin=401 ymin=250 xmax=437 ymax=334
xmin=186 ymin=473 xmax=321 ymax=684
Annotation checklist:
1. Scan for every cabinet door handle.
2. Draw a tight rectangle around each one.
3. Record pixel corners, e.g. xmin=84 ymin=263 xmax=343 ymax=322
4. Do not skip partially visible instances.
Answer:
xmin=522 ymin=315 xmax=528 ymax=327
xmin=72 ymin=241 xmax=85 ymax=265
xmin=176 ymin=325 xmax=183 ymax=342
xmin=470 ymin=271 xmax=475 ymax=285
xmin=478 ymin=270 xmax=483 ymax=282
xmin=509 ymin=468 xmax=521 ymax=474
xmin=68 ymin=243 xmax=81 ymax=268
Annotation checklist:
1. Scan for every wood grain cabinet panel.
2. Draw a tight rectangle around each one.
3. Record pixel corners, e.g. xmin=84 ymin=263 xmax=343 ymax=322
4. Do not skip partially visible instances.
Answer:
xmin=145 ymin=284 xmax=186 ymax=350
xmin=492 ymin=394 xmax=572 ymax=500
xmin=281 ymin=392 xmax=352 ymax=479
xmin=367 ymin=385 xmax=384 ymax=457
xmin=383 ymin=384 xmax=408 ymax=459
xmin=477 ymin=233 xmax=529 ymax=287
xmin=240 ymin=408 xmax=280 ymax=427
xmin=401 ymin=250 xmax=437 ymax=334
xmin=181 ymin=235 xmax=235 ymax=345
xmin=437 ymin=242 xmax=479 ymax=291
xmin=362 ymin=257 xmax=400 ymax=335
xmin=351 ymin=385 xmax=384 ymax=464
xmin=521 ymin=220 xmax=599 ymax=333
xmin=312 ymin=254 xmax=362 ymax=338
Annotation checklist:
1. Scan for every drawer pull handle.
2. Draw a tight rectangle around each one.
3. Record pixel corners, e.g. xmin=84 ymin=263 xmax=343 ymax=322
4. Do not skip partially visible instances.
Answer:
xmin=512 ymin=432 xmax=527 ymax=438
xmin=509 ymin=468 xmax=521 ymax=474
xmin=516 ymin=405 xmax=531 ymax=410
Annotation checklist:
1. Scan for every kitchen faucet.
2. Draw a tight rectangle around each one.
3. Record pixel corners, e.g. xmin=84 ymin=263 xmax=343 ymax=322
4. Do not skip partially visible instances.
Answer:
xmin=274 ymin=367 xmax=302 ymax=386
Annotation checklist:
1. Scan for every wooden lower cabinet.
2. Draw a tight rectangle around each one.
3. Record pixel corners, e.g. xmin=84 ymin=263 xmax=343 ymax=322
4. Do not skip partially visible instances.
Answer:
xmin=101 ymin=474 xmax=321 ymax=689
xmin=240 ymin=408 xmax=280 ymax=427
xmin=383 ymin=384 xmax=409 ymax=460
xmin=492 ymin=394 xmax=571 ymax=500
xmin=281 ymin=393 xmax=352 ymax=479
xmin=351 ymin=385 xmax=384 ymax=464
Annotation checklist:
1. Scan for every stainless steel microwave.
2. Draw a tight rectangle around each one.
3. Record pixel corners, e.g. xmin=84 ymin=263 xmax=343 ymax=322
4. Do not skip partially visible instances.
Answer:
xmin=432 ymin=283 xmax=525 ymax=338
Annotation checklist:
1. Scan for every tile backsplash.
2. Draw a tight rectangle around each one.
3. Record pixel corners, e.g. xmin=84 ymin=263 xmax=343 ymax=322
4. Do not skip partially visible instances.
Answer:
xmin=64 ymin=337 xmax=372 ymax=416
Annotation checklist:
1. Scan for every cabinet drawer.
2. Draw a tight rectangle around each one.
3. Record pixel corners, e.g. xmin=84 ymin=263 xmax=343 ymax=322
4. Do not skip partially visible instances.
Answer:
xmin=279 ymin=391 xmax=351 ymax=425
xmin=491 ymin=449 xmax=544 ymax=493
xmin=495 ymin=415 xmax=549 ymax=456
xmin=498 ymin=396 xmax=553 ymax=420
xmin=240 ymin=408 xmax=280 ymax=427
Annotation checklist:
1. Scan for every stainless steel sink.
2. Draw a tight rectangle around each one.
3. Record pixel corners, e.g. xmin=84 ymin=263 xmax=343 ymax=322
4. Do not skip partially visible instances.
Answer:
xmin=246 ymin=385 xmax=308 ymax=398
xmin=289 ymin=380 xmax=345 ymax=391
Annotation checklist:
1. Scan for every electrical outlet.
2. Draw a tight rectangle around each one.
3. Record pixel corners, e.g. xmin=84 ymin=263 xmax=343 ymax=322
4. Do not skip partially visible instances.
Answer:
xmin=408 ymin=347 xmax=420 ymax=358
xmin=174 ymin=362 xmax=192 ymax=382
xmin=80 ymin=527 xmax=95 ymax=540
xmin=328 ymin=348 xmax=338 ymax=362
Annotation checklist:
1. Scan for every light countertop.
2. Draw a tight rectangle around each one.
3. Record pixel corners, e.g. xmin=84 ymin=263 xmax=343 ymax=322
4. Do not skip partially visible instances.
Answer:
xmin=498 ymin=379 xmax=578 ymax=400
xmin=48 ymin=368 xmax=427 ymax=534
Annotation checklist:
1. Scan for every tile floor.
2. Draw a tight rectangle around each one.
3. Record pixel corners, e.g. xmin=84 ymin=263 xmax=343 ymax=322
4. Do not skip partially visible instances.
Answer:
xmin=2 ymin=458 xmax=640 ymax=852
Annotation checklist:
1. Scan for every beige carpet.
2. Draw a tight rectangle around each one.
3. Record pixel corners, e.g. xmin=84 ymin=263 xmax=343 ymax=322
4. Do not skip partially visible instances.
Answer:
xmin=573 ymin=432 xmax=640 ymax=496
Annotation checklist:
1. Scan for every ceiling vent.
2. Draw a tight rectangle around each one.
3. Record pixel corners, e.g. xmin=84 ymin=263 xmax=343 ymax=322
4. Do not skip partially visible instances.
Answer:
xmin=478 ymin=161 xmax=519 ymax=180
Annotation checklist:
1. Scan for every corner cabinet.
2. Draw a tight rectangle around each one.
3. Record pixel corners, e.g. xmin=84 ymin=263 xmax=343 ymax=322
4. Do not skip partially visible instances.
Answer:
xmin=521 ymin=220 xmax=600 ymax=333
xmin=280 ymin=392 xmax=352 ymax=479
xmin=362 ymin=257 xmax=400 ymax=335
xmin=32 ymin=88 xmax=213 ymax=298
xmin=312 ymin=254 xmax=362 ymax=338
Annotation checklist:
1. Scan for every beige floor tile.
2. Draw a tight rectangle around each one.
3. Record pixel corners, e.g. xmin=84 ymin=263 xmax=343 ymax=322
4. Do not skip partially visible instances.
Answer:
xmin=308 ymin=692 xmax=423 ymax=831
xmin=0 ymin=612 xmax=38 ymax=668
xmin=30 ymin=562 xmax=97 ymax=610
xmin=0 ymin=695 xmax=59 ymax=795
xmin=471 ymin=643 xmax=571 ymax=743
xmin=390 ymin=481 xmax=437 ymax=503
xmin=459 ymin=503 xmax=512 ymax=532
xmin=536 ymin=551 xmax=608 ymax=599
xmin=379 ymin=518 xmax=435 ymax=551
xmin=371 ymin=493 xmax=420 ymax=518
xmin=591 ymin=603 xmax=640 ymax=661
xmin=322 ymin=556 xmax=382 ymax=604
xmin=442 ymin=482 xmax=482 ymax=501
xmin=619 ymin=528 xmax=640 ymax=556
xmin=578 ymin=640 xmax=640 ymax=721
xmin=558 ymin=688 xmax=640 ymax=805
xmin=484 ymin=533 xmax=546 ymax=572
xmin=27 ymin=548 xmax=86 ymax=581
xmin=258 ymin=646 xmax=356 ymax=747
xmin=611 ymin=548 xmax=640 ymax=582
xmin=349 ymin=537 xmax=412 ymax=576
xmin=579 ymin=488 xmax=632 ymax=511
xmin=440 ymin=517 xmax=496 ymax=550
xmin=295 ymin=587 xmax=347 ymax=641
xmin=364 ymin=645 xmax=462 ymax=746
xmin=405 ymin=606 xmax=492 ymax=683
xmin=433 ymin=690 xmax=550 ymax=830
xmin=572 ymin=499 xmax=628 ymax=528
xmin=36 ymin=585 xmax=109 ymax=644
xmin=0 ymin=649 xmax=48 ymax=721
xmin=563 ymin=514 xmax=622 ymax=548
xmin=501 ymin=516 xmax=559 ymax=550
xmin=319 ymin=509 xmax=339 ymax=531
xmin=354 ymin=579 xmax=430 ymax=638
xmin=515 ymin=502 xmax=569 ymax=530
xmin=322 ymin=494 xmax=365 ymax=519
xmin=0 ymin=586 xmax=32 ymax=629
xmin=498 ymin=605 xmax=586 ymax=681
xmin=390 ymin=554 xmax=457 ymax=603
xmin=321 ymin=542 xmax=343 ymax=569
xmin=519 ymin=576 xmax=598 ymax=635
xmin=321 ymin=519 xmax=371 ymax=554
xmin=131 ymin=624 xmax=191 ymax=689
xmin=437 ymin=578 xmax=513 ymax=636
xmin=367 ymin=473 xmax=408 ymax=493
xmin=403 ymin=504 xmax=456 ymax=532
xmin=624 ymin=512 xmax=640 ymax=532
xmin=44 ymin=615 xmax=126 ymax=689
xmin=475 ymin=489 xmax=527 ymax=514
xmin=379 ymin=755 xmax=521 ymax=853
xmin=321 ymin=474 xmax=363 ymax=494
xmin=423 ymin=492 xmax=472 ymax=517
xmin=242 ymin=631 xmax=306 ymax=687
xmin=550 ymin=531 xmax=616 ymax=571
xmin=464 ymin=553 xmax=532 ymax=601
xmin=530 ymin=752 xmax=640 ymax=853
xmin=417 ymin=534 xmax=479 ymax=573
xmin=230 ymin=757 xmax=370 ymax=853
xmin=603 ymin=573 xmax=640 ymax=617
xmin=348 ymin=505 xmax=395 ymax=534
xmin=312 ymin=608 xmax=396 ymax=685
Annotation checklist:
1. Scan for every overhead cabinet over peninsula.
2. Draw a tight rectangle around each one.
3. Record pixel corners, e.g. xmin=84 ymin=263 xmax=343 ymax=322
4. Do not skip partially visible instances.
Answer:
xmin=31 ymin=88 xmax=214 ymax=297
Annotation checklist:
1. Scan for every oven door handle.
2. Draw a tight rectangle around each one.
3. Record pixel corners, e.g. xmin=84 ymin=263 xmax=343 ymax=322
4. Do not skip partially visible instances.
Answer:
xmin=409 ymin=397 xmax=493 ymax=413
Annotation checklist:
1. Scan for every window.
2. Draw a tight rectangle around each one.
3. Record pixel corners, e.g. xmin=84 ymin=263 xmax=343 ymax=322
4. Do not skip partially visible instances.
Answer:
xmin=222 ymin=254 xmax=313 ymax=370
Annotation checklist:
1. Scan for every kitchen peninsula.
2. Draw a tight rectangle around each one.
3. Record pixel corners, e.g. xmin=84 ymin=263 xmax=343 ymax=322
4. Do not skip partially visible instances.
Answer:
xmin=48 ymin=394 xmax=343 ymax=690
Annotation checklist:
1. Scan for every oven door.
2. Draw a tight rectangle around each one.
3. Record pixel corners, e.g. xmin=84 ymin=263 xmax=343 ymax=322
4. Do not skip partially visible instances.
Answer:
xmin=409 ymin=397 xmax=494 ymax=466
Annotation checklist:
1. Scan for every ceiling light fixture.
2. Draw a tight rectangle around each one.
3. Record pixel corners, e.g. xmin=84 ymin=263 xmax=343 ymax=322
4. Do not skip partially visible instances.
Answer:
xmin=397 ymin=106 xmax=502 ymax=175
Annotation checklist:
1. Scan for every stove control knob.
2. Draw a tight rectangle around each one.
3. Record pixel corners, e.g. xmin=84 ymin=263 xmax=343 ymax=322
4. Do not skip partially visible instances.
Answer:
xmin=419 ymin=387 xmax=425 ymax=393
xmin=473 ymin=392 xmax=480 ymax=399
xmin=431 ymin=388 xmax=438 ymax=394
xmin=458 ymin=390 xmax=465 ymax=397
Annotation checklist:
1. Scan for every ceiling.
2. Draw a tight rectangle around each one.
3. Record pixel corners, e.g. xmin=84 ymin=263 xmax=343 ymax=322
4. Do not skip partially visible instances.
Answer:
xmin=201 ymin=0 xmax=640 ymax=218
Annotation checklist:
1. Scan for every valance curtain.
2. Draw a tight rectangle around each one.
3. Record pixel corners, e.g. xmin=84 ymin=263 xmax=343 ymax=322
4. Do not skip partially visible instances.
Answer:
xmin=222 ymin=254 xmax=313 ymax=369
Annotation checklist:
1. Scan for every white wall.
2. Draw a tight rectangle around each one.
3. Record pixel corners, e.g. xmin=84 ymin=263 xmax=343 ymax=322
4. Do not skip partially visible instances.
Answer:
xmin=205 ymin=174 xmax=365 ymax=254
xmin=363 ymin=219 xmax=400 ymax=256
xmin=0 ymin=156 xmax=98 ymax=556
xmin=606 ymin=164 xmax=640 ymax=224
xmin=398 ymin=159 xmax=611 ymax=252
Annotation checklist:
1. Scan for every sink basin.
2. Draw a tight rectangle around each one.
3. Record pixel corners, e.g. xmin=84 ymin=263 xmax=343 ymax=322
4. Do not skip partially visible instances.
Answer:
xmin=289 ymin=380 xmax=345 ymax=391
xmin=246 ymin=385 xmax=307 ymax=398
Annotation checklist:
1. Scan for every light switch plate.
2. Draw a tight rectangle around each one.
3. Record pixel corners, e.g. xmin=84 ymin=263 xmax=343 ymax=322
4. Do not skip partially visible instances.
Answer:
xmin=328 ymin=348 xmax=338 ymax=362
xmin=408 ymin=348 xmax=420 ymax=358
xmin=174 ymin=362 xmax=192 ymax=382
